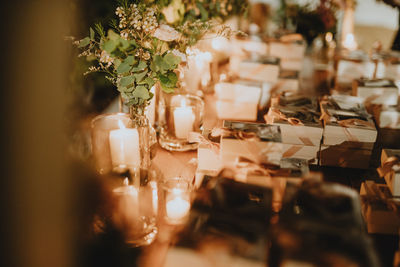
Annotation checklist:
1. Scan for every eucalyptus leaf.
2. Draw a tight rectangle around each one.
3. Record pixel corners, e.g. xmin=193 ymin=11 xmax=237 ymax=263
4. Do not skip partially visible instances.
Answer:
xmin=196 ymin=2 xmax=208 ymax=21
xmin=132 ymin=61 xmax=147 ymax=72
xmin=116 ymin=62 xmax=131 ymax=74
xmin=90 ymin=27 xmax=95 ymax=40
xmin=78 ymin=37 xmax=90 ymax=48
xmin=120 ymin=75 xmax=135 ymax=87
xmin=117 ymin=86 xmax=127 ymax=93
xmin=124 ymin=56 xmax=136 ymax=66
xmin=107 ymin=29 xmax=120 ymax=41
xmin=160 ymin=83 xmax=175 ymax=93
xmin=133 ymin=70 xmax=148 ymax=82
xmin=163 ymin=53 xmax=181 ymax=69
xmin=103 ymin=40 xmax=118 ymax=53
xmin=132 ymin=86 xmax=150 ymax=100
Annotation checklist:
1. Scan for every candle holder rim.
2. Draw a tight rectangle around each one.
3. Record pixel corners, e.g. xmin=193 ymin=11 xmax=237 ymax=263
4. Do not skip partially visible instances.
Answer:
xmin=166 ymin=94 xmax=205 ymax=107
xmin=161 ymin=177 xmax=193 ymax=191
xmin=90 ymin=112 xmax=130 ymax=128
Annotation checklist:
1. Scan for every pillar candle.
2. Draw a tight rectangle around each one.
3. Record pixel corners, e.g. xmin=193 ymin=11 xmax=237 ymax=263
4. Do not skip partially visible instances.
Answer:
xmin=172 ymin=97 xmax=195 ymax=139
xmin=109 ymin=120 xmax=141 ymax=169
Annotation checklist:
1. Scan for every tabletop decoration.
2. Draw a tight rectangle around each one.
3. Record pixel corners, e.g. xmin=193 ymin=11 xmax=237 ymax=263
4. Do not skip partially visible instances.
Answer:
xmin=112 ymin=177 xmax=158 ymax=246
xmin=219 ymin=120 xmax=283 ymax=166
xmin=360 ymin=180 xmax=400 ymax=235
xmin=161 ymin=177 xmax=193 ymax=225
xmin=214 ymin=80 xmax=263 ymax=121
xmin=73 ymin=0 xmax=249 ymax=158
xmin=265 ymin=93 xmax=322 ymax=165
xmin=352 ymin=78 xmax=398 ymax=106
xmin=319 ymin=95 xmax=377 ymax=169
xmin=91 ymin=112 xmax=152 ymax=178
xmin=158 ymin=93 xmax=204 ymax=151
xmin=378 ymin=149 xmax=400 ymax=197
xmin=276 ymin=0 xmax=339 ymax=46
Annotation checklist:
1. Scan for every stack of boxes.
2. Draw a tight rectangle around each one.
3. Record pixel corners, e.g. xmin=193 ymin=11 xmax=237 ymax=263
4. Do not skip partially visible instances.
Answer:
xmin=319 ymin=95 xmax=377 ymax=168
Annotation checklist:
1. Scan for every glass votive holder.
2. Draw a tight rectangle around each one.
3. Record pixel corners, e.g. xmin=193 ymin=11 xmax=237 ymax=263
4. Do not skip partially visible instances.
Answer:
xmin=161 ymin=178 xmax=193 ymax=225
xmin=91 ymin=113 xmax=150 ymax=179
xmin=158 ymin=94 xmax=204 ymax=151
xmin=112 ymin=177 xmax=158 ymax=246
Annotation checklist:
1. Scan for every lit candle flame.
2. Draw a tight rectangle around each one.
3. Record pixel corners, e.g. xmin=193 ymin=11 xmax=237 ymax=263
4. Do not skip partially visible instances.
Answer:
xmin=123 ymin=178 xmax=129 ymax=186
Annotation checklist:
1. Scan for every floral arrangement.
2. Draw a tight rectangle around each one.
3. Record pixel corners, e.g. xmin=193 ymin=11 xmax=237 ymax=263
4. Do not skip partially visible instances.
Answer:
xmin=72 ymin=0 xmax=247 ymax=114
xmin=277 ymin=0 xmax=339 ymax=45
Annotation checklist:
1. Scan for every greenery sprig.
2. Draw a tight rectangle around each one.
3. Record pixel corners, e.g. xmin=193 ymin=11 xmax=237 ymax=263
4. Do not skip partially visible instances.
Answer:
xmin=72 ymin=0 xmax=248 ymax=108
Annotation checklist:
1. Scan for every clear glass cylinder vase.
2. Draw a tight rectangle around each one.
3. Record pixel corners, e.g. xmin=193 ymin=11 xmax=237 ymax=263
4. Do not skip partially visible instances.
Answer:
xmin=158 ymin=93 xmax=205 ymax=151
xmin=91 ymin=109 xmax=151 ymax=182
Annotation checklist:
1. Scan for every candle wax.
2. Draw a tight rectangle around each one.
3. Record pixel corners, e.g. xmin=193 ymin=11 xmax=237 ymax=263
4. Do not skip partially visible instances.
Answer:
xmin=166 ymin=196 xmax=190 ymax=221
xmin=109 ymin=127 xmax=141 ymax=169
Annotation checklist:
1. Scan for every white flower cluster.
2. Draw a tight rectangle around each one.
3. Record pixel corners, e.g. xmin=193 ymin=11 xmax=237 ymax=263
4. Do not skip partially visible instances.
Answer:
xmin=84 ymin=66 xmax=100 ymax=76
xmin=99 ymin=50 xmax=114 ymax=67
xmin=117 ymin=4 xmax=158 ymax=37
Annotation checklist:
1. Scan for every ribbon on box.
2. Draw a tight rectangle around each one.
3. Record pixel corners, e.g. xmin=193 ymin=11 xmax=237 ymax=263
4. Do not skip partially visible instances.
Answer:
xmin=188 ymin=132 xmax=220 ymax=154
xmin=264 ymin=108 xmax=304 ymax=126
xmin=377 ymin=156 xmax=400 ymax=177
xmin=210 ymin=127 xmax=259 ymax=141
xmin=361 ymin=181 xmax=400 ymax=217
xmin=219 ymin=156 xmax=280 ymax=182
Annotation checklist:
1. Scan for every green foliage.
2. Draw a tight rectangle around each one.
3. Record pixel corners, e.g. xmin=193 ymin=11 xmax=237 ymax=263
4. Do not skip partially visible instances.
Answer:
xmin=73 ymin=0 xmax=249 ymax=108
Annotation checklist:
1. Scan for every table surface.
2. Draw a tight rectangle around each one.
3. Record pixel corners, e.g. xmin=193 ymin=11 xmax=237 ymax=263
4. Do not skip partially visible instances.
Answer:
xmin=142 ymin=56 xmax=400 ymax=267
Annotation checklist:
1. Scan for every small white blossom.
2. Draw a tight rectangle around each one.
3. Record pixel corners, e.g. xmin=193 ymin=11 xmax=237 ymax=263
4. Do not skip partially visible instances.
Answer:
xmin=153 ymin=24 xmax=181 ymax=42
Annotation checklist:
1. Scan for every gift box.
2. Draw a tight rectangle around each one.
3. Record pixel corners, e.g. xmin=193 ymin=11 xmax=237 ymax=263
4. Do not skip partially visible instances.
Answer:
xmin=268 ymin=39 xmax=305 ymax=71
xmin=379 ymin=149 xmax=400 ymax=197
xmin=335 ymin=50 xmax=386 ymax=90
xmin=215 ymin=100 xmax=259 ymax=121
xmin=352 ymin=78 xmax=398 ymax=106
xmin=360 ymin=181 xmax=400 ymax=235
xmin=219 ymin=120 xmax=283 ymax=166
xmin=372 ymin=105 xmax=400 ymax=129
xmin=319 ymin=95 xmax=377 ymax=150
xmin=265 ymin=94 xmax=323 ymax=147
xmin=268 ymin=40 xmax=306 ymax=61
xmin=282 ymin=143 xmax=319 ymax=165
xmin=319 ymin=145 xmax=372 ymax=169
xmin=214 ymin=80 xmax=272 ymax=111
xmin=273 ymin=70 xmax=300 ymax=93
xmin=238 ymin=56 xmax=280 ymax=83
xmin=193 ymin=130 xmax=223 ymax=175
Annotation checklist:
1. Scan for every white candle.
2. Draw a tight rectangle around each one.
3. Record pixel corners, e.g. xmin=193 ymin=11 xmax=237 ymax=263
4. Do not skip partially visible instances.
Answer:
xmin=173 ymin=98 xmax=195 ymax=139
xmin=114 ymin=178 xmax=139 ymax=224
xmin=166 ymin=195 xmax=190 ymax=222
xmin=109 ymin=120 xmax=141 ymax=170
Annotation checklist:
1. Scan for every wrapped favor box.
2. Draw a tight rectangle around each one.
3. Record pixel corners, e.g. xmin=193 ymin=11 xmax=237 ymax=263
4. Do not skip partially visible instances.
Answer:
xmin=214 ymin=81 xmax=262 ymax=103
xmin=216 ymin=100 xmax=259 ymax=121
xmin=269 ymin=40 xmax=306 ymax=61
xmin=319 ymin=95 xmax=377 ymax=150
xmin=319 ymin=145 xmax=372 ymax=169
xmin=214 ymin=80 xmax=272 ymax=110
xmin=360 ymin=181 xmax=400 ymax=235
xmin=380 ymin=149 xmax=400 ymax=197
xmin=273 ymin=70 xmax=300 ymax=93
xmin=335 ymin=51 xmax=385 ymax=89
xmin=265 ymin=94 xmax=323 ymax=146
xmin=219 ymin=120 xmax=283 ymax=166
xmin=196 ymin=132 xmax=222 ymax=174
xmin=282 ymin=143 xmax=319 ymax=165
xmin=268 ymin=39 xmax=305 ymax=71
xmin=352 ymin=78 xmax=398 ymax=106
xmin=372 ymin=105 xmax=400 ymax=129
xmin=238 ymin=56 xmax=280 ymax=83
